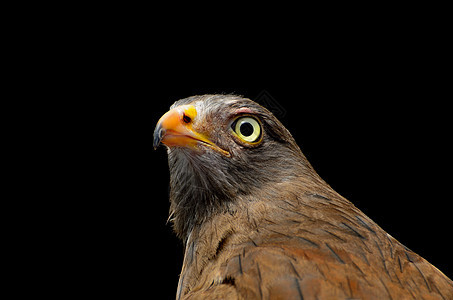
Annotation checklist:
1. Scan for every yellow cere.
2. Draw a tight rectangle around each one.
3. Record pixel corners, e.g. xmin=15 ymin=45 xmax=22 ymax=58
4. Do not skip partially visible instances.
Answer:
xmin=184 ymin=105 xmax=198 ymax=120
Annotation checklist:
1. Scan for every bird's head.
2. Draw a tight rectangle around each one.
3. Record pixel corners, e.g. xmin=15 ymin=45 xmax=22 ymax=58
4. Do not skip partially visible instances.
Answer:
xmin=154 ymin=94 xmax=317 ymax=240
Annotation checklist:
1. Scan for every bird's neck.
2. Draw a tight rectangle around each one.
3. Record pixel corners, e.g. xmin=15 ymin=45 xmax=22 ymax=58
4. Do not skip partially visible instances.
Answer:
xmin=167 ymin=147 xmax=325 ymax=242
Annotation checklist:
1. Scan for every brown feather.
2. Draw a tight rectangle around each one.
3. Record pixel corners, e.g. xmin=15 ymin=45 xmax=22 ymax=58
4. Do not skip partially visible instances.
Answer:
xmin=176 ymin=181 xmax=453 ymax=299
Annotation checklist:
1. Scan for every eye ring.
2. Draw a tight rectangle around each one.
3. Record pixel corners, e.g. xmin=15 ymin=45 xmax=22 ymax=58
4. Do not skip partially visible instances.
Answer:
xmin=231 ymin=116 xmax=262 ymax=144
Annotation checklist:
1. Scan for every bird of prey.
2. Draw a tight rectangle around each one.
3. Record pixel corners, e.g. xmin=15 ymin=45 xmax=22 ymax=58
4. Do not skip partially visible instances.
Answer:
xmin=153 ymin=94 xmax=452 ymax=299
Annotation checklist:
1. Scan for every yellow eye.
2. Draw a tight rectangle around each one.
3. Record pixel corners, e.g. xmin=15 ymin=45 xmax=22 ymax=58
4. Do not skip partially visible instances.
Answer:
xmin=233 ymin=117 xmax=262 ymax=143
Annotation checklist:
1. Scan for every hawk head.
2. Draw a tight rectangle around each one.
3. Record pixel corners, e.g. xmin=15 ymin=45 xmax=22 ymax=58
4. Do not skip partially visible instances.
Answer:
xmin=154 ymin=94 xmax=319 ymax=240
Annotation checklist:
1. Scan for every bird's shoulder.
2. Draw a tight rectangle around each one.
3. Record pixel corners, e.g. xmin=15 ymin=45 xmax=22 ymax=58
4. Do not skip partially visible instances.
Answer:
xmin=185 ymin=235 xmax=453 ymax=300
xmin=180 ymin=191 xmax=453 ymax=299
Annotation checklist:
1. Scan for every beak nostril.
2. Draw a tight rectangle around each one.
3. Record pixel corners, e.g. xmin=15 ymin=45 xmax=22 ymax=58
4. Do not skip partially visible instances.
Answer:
xmin=182 ymin=114 xmax=192 ymax=123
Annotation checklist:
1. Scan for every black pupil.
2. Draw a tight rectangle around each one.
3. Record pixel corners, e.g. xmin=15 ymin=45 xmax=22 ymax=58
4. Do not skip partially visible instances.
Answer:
xmin=240 ymin=122 xmax=254 ymax=136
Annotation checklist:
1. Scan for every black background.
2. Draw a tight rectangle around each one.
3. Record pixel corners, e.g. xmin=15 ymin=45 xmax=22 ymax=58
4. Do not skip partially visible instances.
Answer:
xmin=145 ymin=87 xmax=452 ymax=296
xmin=19 ymin=10 xmax=451 ymax=298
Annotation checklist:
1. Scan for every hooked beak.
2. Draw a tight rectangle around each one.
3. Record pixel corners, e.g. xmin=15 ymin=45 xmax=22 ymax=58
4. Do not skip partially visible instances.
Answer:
xmin=153 ymin=105 xmax=230 ymax=156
